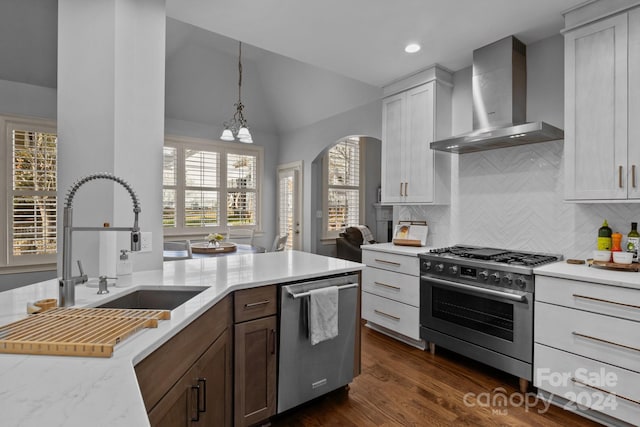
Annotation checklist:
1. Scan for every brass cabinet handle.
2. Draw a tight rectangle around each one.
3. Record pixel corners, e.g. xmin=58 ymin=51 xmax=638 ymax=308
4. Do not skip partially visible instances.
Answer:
xmin=571 ymin=377 xmax=640 ymax=405
xmin=399 ymin=182 xmax=404 ymax=196
xmin=619 ymin=165 xmax=623 ymax=188
xmin=374 ymin=258 xmax=401 ymax=266
xmin=374 ymin=309 xmax=400 ymax=321
xmin=245 ymin=300 xmax=270 ymax=308
xmin=405 ymin=182 xmax=408 ymax=197
xmin=374 ymin=281 xmax=401 ymax=290
xmin=633 ymin=165 xmax=637 ymax=188
xmin=572 ymin=331 xmax=640 ymax=353
xmin=573 ymin=293 xmax=640 ymax=310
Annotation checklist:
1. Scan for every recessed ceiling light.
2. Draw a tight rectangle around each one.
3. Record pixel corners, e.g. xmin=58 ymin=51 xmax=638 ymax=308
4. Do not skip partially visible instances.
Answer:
xmin=404 ymin=43 xmax=421 ymax=54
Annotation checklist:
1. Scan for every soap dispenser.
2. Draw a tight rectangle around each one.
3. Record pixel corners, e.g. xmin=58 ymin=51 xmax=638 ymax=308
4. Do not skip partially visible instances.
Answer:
xmin=117 ymin=249 xmax=132 ymax=276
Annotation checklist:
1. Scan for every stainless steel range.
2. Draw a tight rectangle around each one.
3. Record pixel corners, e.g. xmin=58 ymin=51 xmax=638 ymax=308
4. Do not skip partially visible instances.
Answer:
xmin=419 ymin=245 xmax=561 ymax=392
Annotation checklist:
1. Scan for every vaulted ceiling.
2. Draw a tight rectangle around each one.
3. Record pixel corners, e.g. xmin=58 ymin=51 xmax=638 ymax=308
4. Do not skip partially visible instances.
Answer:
xmin=1 ymin=0 xmax=583 ymax=134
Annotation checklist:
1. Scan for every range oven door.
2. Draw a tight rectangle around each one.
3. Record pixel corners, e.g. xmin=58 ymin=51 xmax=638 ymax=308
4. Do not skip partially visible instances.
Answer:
xmin=420 ymin=275 xmax=532 ymax=363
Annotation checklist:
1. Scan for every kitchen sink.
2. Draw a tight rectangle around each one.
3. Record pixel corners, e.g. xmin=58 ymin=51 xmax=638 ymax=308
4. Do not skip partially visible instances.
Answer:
xmin=96 ymin=286 xmax=208 ymax=310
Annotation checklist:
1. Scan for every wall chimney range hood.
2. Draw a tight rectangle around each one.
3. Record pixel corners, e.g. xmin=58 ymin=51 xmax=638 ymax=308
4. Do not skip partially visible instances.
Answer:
xmin=430 ymin=36 xmax=564 ymax=154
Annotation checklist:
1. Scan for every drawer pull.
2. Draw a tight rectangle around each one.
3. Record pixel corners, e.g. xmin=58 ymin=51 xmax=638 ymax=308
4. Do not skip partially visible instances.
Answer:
xmin=405 ymin=182 xmax=408 ymax=197
xmin=244 ymin=300 xmax=270 ymax=308
xmin=373 ymin=309 xmax=400 ymax=321
xmin=374 ymin=258 xmax=401 ymax=267
xmin=571 ymin=377 xmax=640 ymax=406
xmin=572 ymin=332 xmax=640 ymax=353
xmin=572 ymin=294 xmax=640 ymax=311
xmin=374 ymin=281 xmax=401 ymax=290
xmin=400 ymin=182 xmax=404 ymax=196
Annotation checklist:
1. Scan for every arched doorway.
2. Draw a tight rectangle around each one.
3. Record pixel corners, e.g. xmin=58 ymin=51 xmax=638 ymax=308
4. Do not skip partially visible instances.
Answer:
xmin=310 ymin=135 xmax=382 ymax=256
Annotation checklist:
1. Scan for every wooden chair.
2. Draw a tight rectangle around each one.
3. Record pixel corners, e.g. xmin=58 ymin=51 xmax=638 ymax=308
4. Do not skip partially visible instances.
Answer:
xmin=163 ymin=240 xmax=192 ymax=261
xmin=226 ymin=228 xmax=254 ymax=245
xmin=271 ymin=233 xmax=288 ymax=252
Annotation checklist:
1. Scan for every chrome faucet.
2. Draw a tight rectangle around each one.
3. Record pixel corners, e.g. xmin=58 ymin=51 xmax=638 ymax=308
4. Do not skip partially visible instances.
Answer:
xmin=59 ymin=173 xmax=142 ymax=306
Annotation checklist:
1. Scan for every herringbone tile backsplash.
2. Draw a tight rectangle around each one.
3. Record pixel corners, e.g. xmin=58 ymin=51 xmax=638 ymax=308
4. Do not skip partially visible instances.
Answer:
xmin=397 ymin=140 xmax=640 ymax=259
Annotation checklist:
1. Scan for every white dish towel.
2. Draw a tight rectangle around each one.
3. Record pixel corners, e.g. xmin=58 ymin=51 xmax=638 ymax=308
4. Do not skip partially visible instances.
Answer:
xmin=308 ymin=286 xmax=339 ymax=345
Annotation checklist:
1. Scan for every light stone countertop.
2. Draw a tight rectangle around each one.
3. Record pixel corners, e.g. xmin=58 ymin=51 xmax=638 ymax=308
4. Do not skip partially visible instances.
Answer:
xmin=0 ymin=251 xmax=363 ymax=427
xmin=534 ymin=260 xmax=640 ymax=290
xmin=360 ymin=242 xmax=433 ymax=257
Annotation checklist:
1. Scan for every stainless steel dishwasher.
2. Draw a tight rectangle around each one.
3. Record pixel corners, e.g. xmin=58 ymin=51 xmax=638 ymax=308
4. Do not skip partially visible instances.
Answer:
xmin=277 ymin=273 xmax=359 ymax=414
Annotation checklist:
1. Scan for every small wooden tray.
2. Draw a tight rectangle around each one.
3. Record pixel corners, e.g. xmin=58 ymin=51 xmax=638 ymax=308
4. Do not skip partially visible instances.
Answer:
xmin=587 ymin=259 xmax=640 ymax=272
xmin=191 ymin=242 xmax=237 ymax=254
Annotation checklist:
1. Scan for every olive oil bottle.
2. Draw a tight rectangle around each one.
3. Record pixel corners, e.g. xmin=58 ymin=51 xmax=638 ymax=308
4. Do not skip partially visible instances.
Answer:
xmin=627 ymin=222 xmax=639 ymax=262
xmin=597 ymin=220 xmax=612 ymax=250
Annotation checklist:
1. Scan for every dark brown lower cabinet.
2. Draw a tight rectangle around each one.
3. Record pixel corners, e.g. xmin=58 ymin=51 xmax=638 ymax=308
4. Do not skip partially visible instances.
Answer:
xmin=136 ymin=296 xmax=233 ymax=427
xmin=234 ymin=316 xmax=277 ymax=427
xmin=148 ymin=328 xmax=232 ymax=426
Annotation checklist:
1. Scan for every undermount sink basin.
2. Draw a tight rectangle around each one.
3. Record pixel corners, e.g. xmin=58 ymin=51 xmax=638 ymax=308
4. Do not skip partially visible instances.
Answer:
xmin=96 ymin=286 xmax=208 ymax=310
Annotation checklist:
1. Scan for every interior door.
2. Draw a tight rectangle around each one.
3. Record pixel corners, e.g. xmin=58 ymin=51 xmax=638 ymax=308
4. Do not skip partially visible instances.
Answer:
xmin=277 ymin=162 xmax=302 ymax=250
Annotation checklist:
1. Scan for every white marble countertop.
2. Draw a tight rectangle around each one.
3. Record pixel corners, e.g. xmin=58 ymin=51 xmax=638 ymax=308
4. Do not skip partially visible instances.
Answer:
xmin=360 ymin=242 xmax=433 ymax=257
xmin=0 ymin=251 xmax=363 ymax=427
xmin=534 ymin=260 xmax=640 ymax=290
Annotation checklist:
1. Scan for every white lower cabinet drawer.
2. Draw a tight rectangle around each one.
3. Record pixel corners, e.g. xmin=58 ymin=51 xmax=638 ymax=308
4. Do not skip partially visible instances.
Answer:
xmin=536 ymin=276 xmax=640 ymax=322
xmin=362 ymin=267 xmax=419 ymax=306
xmin=535 ymin=344 xmax=640 ymax=426
xmin=362 ymin=291 xmax=420 ymax=340
xmin=535 ymin=302 xmax=640 ymax=373
xmin=362 ymin=250 xmax=419 ymax=276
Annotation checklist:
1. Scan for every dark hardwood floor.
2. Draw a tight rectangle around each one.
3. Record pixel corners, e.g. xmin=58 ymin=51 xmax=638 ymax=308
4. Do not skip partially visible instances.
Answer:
xmin=272 ymin=324 xmax=601 ymax=426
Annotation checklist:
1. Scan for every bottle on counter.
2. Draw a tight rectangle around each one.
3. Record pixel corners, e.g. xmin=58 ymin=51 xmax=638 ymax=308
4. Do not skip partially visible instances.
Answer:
xmin=627 ymin=222 xmax=639 ymax=262
xmin=597 ymin=220 xmax=612 ymax=250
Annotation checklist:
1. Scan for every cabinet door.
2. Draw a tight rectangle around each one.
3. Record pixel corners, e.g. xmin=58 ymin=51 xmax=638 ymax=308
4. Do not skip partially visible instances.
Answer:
xmin=234 ymin=316 xmax=277 ymax=427
xmin=629 ymin=7 xmax=640 ymax=199
xmin=196 ymin=328 xmax=232 ymax=427
xmin=148 ymin=329 xmax=232 ymax=427
xmin=381 ymin=93 xmax=405 ymax=203
xmin=564 ymin=14 xmax=628 ymax=200
xmin=405 ymin=83 xmax=435 ymax=203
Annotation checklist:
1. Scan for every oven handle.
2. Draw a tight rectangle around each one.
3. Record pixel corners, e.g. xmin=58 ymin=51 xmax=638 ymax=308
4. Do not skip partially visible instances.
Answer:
xmin=421 ymin=276 xmax=528 ymax=303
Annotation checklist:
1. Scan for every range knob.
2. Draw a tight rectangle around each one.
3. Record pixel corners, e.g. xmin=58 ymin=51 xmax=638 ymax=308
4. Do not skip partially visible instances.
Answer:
xmin=490 ymin=272 xmax=500 ymax=283
xmin=515 ymin=276 xmax=527 ymax=288
xmin=478 ymin=270 xmax=489 ymax=280
xmin=449 ymin=265 xmax=458 ymax=275
xmin=423 ymin=261 xmax=432 ymax=271
xmin=435 ymin=263 xmax=445 ymax=273
xmin=502 ymin=274 xmax=513 ymax=285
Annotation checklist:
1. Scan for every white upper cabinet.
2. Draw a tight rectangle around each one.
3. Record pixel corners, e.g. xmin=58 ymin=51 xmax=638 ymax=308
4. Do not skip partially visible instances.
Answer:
xmin=564 ymin=5 xmax=640 ymax=201
xmin=381 ymin=69 xmax=452 ymax=205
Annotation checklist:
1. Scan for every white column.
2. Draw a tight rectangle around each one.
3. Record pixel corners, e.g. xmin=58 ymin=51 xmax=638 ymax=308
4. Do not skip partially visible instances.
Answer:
xmin=58 ymin=0 xmax=166 ymax=276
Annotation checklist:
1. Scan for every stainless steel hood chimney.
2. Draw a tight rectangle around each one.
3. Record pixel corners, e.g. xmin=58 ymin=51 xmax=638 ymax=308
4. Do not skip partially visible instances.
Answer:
xmin=430 ymin=36 xmax=564 ymax=154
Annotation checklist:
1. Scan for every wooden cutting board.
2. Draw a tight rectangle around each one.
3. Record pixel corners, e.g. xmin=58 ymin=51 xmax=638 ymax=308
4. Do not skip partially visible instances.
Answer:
xmin=0 ymin=307 xmax=170 ymax=358
xmin=587 ymin=259 xmax=640 ymax=272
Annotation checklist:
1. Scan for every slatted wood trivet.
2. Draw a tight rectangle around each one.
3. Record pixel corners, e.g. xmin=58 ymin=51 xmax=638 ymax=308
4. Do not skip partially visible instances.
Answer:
xmin=0 ymin=307 xmax=170 ymax=358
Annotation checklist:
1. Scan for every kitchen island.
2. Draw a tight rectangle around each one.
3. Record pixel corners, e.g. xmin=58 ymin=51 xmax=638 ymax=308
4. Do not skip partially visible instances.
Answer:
xmin=0 ymin=251 xmax=363 ymax=427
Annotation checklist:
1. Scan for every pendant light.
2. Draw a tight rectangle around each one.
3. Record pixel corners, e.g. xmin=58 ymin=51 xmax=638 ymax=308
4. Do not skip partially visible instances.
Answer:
xmin=220 ymin=41 xmax=253 ymax=143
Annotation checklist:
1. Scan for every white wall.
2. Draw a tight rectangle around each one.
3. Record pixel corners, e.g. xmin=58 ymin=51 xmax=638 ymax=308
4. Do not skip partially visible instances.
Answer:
xmin=398 ymin=34 xmax=640 ymax=259
xmin=278 ymin=100 xmax=382 ymax=252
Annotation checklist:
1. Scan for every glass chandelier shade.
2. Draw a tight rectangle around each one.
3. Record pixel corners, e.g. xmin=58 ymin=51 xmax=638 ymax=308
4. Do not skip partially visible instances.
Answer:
xmin=220 ymin=41 xmax=253 ymax=143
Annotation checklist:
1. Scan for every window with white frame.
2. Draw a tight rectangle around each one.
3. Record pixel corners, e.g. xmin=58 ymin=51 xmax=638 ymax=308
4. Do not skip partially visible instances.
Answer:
xmin=323 ymin=137 xmax=363 ymax=238
xmin=163 ymin=136 xmax=262 ymax=236
xmin=0 ymin=115 xmax=57 ymax=270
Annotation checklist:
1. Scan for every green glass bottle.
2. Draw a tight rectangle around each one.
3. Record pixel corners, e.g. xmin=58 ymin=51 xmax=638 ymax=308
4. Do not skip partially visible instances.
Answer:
xmin=597 ymin=220 xmax=612 ymax=250
xmin=627 ymin=222 xmax=639 ymax=262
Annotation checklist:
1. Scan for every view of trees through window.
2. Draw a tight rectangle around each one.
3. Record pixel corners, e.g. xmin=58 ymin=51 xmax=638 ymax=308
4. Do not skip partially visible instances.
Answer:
xmin=327 ymin=137 xmax=360 ymax=231
xmin=12 ymin=128 xmax=57 ymax=256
